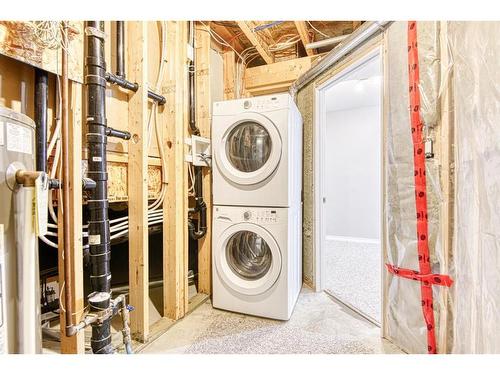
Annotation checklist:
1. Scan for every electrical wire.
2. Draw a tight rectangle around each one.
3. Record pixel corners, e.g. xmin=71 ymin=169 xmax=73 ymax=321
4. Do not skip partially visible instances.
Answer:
xmin=40 ymin=23 xmax=169 ymax=249
xmin=306 ymin=21 xmax=331 ymax=38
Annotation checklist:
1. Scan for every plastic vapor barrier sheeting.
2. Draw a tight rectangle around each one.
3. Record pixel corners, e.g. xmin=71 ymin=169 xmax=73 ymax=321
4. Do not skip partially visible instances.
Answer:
xmin=449 ymin=21 xmax=500 ymax=354
xmin=384 ymin=21 xmax=445 ymax=354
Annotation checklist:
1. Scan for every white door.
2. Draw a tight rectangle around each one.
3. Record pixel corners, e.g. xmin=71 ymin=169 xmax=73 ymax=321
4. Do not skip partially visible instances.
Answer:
xmin=216 ymin=112 xmax=282 ymax=185
xmin=215 ymin=223 xmax=282 ymax=296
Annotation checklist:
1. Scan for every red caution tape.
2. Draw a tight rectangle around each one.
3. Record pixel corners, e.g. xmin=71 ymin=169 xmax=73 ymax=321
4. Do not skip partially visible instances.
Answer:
xmin=385 ymin=21 xmax=453 ymax=355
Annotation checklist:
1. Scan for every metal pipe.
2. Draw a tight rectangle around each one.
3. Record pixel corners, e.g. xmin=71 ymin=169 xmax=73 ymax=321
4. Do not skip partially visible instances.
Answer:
xmin=116 ymin=21 xmax=125 ymax=78
xmin=305 ymin=34 xmax=350 ymax=50
xmin=61 ymin=21 xmax=74 ymax=337
xmin=290 ymin=21 xmax=393 ymax=97
xmin=34 ymin=68 xmax=48 ymax=173
xmin=85 ymin=20 xmax=114 ymax=354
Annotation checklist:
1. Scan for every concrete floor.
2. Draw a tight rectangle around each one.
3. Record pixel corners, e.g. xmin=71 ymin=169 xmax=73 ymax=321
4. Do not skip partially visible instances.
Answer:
xmin=141 ymin=287 xmax=402 ymax=354
xmin=324 ymin=239 xmax=381 ymax=323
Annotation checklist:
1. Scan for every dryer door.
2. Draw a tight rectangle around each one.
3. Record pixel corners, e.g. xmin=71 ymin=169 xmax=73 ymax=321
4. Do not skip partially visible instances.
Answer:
xmin=215 ymin=222 xmax=282 ymax=296
xmin=216 ymin=112 xmax=282 ymax=185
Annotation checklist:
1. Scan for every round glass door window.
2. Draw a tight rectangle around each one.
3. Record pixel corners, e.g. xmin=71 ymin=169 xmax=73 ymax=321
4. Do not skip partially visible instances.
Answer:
xmin=226 ymin=230 xmax=272 ymax=280
xmin=226 ymin=121 xmax=272 ymax=173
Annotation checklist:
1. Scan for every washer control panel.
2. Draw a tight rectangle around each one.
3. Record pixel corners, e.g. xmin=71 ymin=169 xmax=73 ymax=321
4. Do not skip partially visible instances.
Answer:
xmin=242 ymin=209 xmax=278 ymax=224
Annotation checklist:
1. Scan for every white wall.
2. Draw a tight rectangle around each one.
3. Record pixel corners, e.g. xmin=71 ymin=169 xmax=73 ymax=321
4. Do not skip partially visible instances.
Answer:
xmin=325 ymin=105 xmax=381 ymax=240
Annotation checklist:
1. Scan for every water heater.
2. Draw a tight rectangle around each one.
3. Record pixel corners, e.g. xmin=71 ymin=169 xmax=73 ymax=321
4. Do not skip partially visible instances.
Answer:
xmin=0 ymin=106 xmax=41 ymax=354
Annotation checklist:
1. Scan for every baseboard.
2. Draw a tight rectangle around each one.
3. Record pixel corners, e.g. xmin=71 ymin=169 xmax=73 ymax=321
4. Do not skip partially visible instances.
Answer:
xmin=325 ymin=235 xmax=380 ymax=245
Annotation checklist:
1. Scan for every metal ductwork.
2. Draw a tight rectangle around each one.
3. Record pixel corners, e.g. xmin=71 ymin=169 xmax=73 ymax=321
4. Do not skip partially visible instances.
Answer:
xmin=290 ymin=21 xmax=393 ymax=97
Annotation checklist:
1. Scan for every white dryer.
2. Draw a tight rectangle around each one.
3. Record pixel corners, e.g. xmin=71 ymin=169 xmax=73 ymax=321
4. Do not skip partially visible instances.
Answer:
xmin=212 ymin=205 xmax=302 ymax=320
xmin=212 ymin=93 xmax=302 ymax=207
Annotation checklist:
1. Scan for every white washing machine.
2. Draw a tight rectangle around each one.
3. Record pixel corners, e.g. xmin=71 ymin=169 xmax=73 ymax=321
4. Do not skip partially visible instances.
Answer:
xmin=212 ymin=205 xmax=302 ymax=320
xmin=212 ymin=93 xmax=302 ymax=208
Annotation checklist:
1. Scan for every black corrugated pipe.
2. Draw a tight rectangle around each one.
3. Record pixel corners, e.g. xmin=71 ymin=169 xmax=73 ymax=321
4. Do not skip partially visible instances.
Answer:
xmin=188 ymin=21 xmax=207 ymax=240
xmin=35 ymin=68 xmax=48 ymax=173
xmin=85 ymin=20 xmax=114 ymax=354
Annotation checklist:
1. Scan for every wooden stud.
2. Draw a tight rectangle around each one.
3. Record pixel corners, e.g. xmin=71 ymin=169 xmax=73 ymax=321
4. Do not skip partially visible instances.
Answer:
xmin=58 ymin=81 xmax=85 ymax=354
xmin=127 ymin=21 xmax=149 ymax=342
xmin=195 ymin=23 xmax=212 ymax=296
xmin=209 ymin=23 xmax=245 ymax=53
xmin=223 ymin=51 xmax=236 ymax=100
xmin=244 ymin=55 xmax=320 ymax=96
xmin=294 ymin=21 xmax=315 ymax=56
xmin=163 ymin=21 xmax=189 ymax=320
xmin=236 ymin=21 xmax=274 ymax=64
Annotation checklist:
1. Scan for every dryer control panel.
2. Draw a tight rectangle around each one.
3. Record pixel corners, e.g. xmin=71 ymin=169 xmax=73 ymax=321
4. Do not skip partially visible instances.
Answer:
xmin=242 ymin=209 xmax=278 ymax=224
xmin=242 ymin=96 xmax=283 ymax=111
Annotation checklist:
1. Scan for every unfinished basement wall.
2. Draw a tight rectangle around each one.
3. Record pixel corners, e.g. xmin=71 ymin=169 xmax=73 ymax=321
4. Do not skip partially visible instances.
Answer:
xmin=383 ymin=21 xmax=446 ymax=354
xmin=296 ymin=21 xmax=455 ymax=354
xmin=449 ymin=21 xmax=500 ymax=354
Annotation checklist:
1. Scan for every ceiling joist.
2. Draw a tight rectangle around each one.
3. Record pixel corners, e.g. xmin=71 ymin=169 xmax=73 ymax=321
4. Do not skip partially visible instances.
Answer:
xmin=294 ymin=21 xmax=315 ymax=56
xmin=236 ymin=21 xmax=275 ymax=64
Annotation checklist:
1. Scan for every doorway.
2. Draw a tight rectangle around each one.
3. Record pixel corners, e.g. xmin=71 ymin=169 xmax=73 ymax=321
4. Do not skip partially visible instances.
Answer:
xmin=315 ymin=49 xmax=383 ymax=324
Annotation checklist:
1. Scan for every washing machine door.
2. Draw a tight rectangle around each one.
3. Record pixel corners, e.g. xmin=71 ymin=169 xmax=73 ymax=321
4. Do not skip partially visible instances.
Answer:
xmin=216 ymin=222 xmax=282 ymax=296
xmin=216 ymin=112 xmax=282 ymax=185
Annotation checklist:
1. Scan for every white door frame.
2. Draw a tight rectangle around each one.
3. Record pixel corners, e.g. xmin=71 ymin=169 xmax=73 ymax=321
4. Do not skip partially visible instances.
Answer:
xmin=313 ymin=46 xmax=384 ymax=293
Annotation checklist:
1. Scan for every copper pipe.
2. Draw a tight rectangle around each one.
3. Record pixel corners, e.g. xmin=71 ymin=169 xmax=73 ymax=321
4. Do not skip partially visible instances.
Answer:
xmin=61 ymin=21 xmax=74 ymax=335
xmin=15 ymin=170 xmax=42 ymax=187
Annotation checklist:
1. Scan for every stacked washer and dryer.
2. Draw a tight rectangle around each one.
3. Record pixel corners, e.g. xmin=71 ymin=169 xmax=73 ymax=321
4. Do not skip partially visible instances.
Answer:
xmin=212 ymin=93 xmax=303 ymax=320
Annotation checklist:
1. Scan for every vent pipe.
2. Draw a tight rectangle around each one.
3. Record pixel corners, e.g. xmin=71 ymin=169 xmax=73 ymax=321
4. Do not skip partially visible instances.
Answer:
xmin=290 ymin=21 xmax=392 ymax=97
xmin=85 ymin=20 xmax=114 ymax=354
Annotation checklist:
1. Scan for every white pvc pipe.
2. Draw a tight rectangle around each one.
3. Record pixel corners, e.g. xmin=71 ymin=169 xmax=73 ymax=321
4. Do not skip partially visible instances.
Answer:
xmin=305 ymin=34 xmax=350 ymax=50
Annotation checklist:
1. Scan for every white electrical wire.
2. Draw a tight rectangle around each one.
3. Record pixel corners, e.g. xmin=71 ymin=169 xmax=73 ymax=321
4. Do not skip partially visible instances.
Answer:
xmin=269 ymin=34 xmax=300 ymax=52
xmin=41 ymin=23 xmax=170 ymax=249
xmin=306 ymin=21 xmax=331 ymax=38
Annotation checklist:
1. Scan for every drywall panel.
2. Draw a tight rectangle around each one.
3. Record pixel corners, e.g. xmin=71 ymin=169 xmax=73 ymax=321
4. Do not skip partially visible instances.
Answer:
xmin=325 ymin=106 xmax=381 ymax=240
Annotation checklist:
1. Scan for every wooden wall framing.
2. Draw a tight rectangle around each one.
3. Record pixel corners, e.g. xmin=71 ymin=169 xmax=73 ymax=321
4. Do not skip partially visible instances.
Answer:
xmin=195 ymin=23 xmax=213 ymax=296
xmin=127 ymin=21 xmax=150 ymax=342
xmin=0 ymin=20 xmax=195 ymax=353
xmin=164 ymin=20 xmax=189 ymax=320
xmin=0 ymin=19 xmax=321 ymax=354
